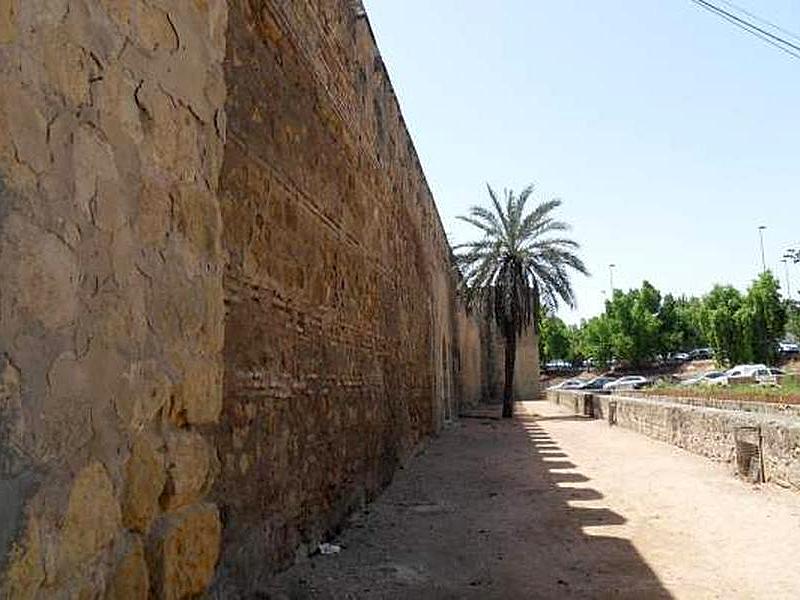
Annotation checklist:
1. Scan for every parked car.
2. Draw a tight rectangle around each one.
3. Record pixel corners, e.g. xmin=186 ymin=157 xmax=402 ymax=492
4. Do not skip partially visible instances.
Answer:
xmin=688 ymin=348 xmax=714 ymax=360
xmin=768 ymin=367 xmax=786 ymax=383
xmin=544 ymin=359 xmax=573 ymax=373
xmin=680 ymin=371 xmax=727 ymax=386
xmin=724 ymin=364 xmax=776 ymax=386
xmin=548 ymin=379 xmax=584 ymax=391
xmin=778 ymin=342 xmax=800 ymax=356
xmin=666 ymin=352 xmax=690 ymax=364
xmin=578 ymin=377 xmax=617 ymax=391
xmin=602 ymin=375 xmax=650 ymax=391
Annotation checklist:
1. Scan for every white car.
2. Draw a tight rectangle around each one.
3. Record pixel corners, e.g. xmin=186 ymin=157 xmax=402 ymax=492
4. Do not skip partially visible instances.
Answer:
xmin=724 ymin=364 xmax=778 ymax=386
xmin=680 ymin=371 xmax=727 ymax=386
xmin=548 ymin=379 xmax=584 ymax=391
xmin=602 ymin=376 xmax=649 ymax=391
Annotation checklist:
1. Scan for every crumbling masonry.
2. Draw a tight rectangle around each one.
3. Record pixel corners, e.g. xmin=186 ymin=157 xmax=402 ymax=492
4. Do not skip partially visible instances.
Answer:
xmin=0 ymin=1 xmax=537 ymax=597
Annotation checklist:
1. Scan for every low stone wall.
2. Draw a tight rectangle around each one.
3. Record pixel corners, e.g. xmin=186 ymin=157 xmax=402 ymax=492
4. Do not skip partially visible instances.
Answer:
xmin=547 ymin=390 xmax=800 ymax=492
xmin=630 ymin=391 xmax=800 ymax=419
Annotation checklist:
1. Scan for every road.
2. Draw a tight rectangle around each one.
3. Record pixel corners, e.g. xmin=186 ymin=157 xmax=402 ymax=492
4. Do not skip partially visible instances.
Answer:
xmin=263 ymin=401 xmax=800 ymax=598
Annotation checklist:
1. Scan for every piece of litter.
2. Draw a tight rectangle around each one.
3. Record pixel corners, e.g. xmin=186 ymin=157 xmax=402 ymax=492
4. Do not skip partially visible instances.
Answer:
xmin=318 ymin=543 xmax=341 ymax=555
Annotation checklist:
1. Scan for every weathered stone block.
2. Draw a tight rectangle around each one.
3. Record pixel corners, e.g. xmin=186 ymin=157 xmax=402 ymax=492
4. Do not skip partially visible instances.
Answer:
xmin=1 ymin=87 xmax=48 ymax=175
xmin=0 ymin=213 xmax=79 ymax=330
xmin=106 ymin=534 xmax=148 ymax=600
xmin=0 ymin=0 xmax=17 ymax=44
xmin=160 ymin=431 xmax=211 ymax=512
xmin=114 ymin=361 xmax=171 ymax=433
xmin=2 ymin=515 xmax=44 ymax=598
xmin=122 ymin=434 xmax=166 ymax=534
xmin=167 ymin=356 xmax=223 ymax=426
xmin=43 ymin=31 xmax=91 ymax=106
xmin=57 ymin=462 xmax=122 ymax=575
xmin=133 ymin=2 xmax=177 ymax=53
xmin=147 ymin=503 xmax=221 ymax=600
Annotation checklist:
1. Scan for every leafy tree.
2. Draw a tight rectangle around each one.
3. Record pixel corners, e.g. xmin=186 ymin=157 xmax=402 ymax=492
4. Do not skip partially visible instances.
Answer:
xmin=565 ymin=274 xmax=790 ymax=370
xmin=578 ymin=315 xmax=614 ymax=369
xmin=699 ymin=285 xmax=746 ymax=365
xmin=539 ymin=315 xmax=573 ymax=364
xmin=567 ymin=323 xmax=585 ymax=365
xmin=605 ymin=283 xmax=661 ymax=367
xmin=455 ymin=185 xmax=588 ymax=417
xmin=658 ymin=295 xmax=706 ymax=355
xmin=786 ymin=301 xmax=800 ymax=341
xmin=742 ymin=271 xmax=786 ymax=363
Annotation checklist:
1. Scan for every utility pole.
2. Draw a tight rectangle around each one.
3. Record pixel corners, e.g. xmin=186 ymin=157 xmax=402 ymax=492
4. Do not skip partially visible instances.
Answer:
xmin=782 ymin=258 xmax=793 ymax=299
xmin=758 ymin=226 xmax=767 ymax=273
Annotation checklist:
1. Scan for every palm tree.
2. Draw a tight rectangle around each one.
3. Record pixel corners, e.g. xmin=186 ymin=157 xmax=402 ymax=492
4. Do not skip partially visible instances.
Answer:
xmin=455 ymin=184 xmax=588 ymax=418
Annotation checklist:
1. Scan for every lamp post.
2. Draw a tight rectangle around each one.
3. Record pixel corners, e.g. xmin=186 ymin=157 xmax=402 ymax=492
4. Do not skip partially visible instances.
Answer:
xmin=609 ymin=263 xmax=616 ymax=296
xmin=782 ymin=258 xmax=793 ymax=299
xmin=758 ymin=226 xmax=767 ymax=273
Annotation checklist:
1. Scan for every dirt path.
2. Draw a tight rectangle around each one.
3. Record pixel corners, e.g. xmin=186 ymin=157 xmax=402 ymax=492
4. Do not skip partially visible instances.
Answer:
xmin=262 ymin=401 xmax=800 ymax=599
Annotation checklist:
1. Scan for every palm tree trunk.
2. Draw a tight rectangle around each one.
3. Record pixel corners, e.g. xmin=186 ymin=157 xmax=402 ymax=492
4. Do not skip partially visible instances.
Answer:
xmin=502 ymin=332 xmax=516 ymax=418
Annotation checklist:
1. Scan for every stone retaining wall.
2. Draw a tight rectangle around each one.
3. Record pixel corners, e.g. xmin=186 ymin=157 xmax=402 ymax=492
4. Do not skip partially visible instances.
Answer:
xmin=547 ymin=390 xmax=800 ymax=492
xmin=631 ymin=391 xmax=800 ymax=419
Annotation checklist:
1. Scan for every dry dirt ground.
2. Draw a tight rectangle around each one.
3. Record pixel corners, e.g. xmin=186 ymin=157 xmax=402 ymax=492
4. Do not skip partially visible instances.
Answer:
xmin=262 ymin=401 xmax=800 ymax=599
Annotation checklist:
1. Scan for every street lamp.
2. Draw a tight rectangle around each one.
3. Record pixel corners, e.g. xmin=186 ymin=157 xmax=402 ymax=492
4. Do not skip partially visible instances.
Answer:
xmin=781 ymin=259 xmax=792 ymax=298
xmin=609 ymin=263 xmax=616 ymax=296
xmin=758 ymin=226 xmax=767 ymax=272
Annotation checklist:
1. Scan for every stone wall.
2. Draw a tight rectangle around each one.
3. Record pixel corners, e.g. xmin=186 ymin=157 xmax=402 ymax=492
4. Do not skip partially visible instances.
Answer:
xmin=514 ymin=328 xmax=540 ymax=401
xmin=211 ymin=0 xmax=487 ymax=591
xmin=0 ymin=0 xmax=536 ymax=595
xmin=548 ymin=390 xmax=800 ymax=492
xmin=0 ymin=1 xmax=229 ymax=597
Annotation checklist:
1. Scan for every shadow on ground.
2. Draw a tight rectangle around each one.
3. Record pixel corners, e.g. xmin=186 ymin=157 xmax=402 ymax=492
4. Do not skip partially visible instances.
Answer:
xmin=258 ymin=409 xmax=672 ymax=599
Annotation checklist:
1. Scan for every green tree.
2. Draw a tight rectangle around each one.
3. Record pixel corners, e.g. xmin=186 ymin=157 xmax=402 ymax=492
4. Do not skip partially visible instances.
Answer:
xmin=741 ymin=271 xmax=786 ymax=363
xmin=455 ymin=185 xmax=588 ymax=417
xmin=786 ymin=301 xmax=800 ymax=341
xmin=540 ymin=315 xmax=573 ymax=364
xmin=579 ymin=315 xmax=614 ymax=369
xmin=699 ymin=285 xmax=746 ymax=365
xmin=605 ymin=283 xmax=661 ymax=367
xmin=567 ymin=323 xmax=585 ymax=365
xmin=658 ymin=295 xmax=707 ymax=355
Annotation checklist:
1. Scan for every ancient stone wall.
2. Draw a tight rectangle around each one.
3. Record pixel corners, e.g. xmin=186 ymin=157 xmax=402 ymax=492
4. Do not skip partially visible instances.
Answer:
xmin=514 ymin=328 xmax=540 ymax=400
xmin=0 ymin=1 xmax=229 ymax=597
xmin=0 ymin=1 xmax=534 ymax=595
xmin=212 ymin=1 xmax=484 ymax=590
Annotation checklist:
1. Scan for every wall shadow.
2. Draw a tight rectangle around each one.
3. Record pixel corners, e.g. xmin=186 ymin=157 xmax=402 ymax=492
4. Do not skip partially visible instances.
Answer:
xmin=510 ymin=414 xmax=674 ymax=598
xmin=260 ymin=411 xmax=674 ymax=598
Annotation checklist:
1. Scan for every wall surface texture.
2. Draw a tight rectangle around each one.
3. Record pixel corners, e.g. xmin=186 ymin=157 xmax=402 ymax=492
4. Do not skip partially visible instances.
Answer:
xmin=0 ymin=1 xmax=229 ymax=597
xmin=0 ymin=1 xmax=537 ymax=596
xmin=212 ymin=1 xmax=485 ymax=591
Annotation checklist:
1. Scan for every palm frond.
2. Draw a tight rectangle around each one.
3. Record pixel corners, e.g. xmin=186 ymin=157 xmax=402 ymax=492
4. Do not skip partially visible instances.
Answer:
xmin=454 ymin=184 xmax=587 ymax=335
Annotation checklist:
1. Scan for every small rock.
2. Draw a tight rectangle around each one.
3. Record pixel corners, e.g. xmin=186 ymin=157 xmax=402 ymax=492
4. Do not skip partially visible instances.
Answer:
xmin=318 ymin=543 xmax=342 ymax=555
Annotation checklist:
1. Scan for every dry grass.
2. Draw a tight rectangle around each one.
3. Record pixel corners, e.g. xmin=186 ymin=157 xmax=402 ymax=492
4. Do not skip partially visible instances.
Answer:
xmin=643 ymin=376 xmax=800 ymax=405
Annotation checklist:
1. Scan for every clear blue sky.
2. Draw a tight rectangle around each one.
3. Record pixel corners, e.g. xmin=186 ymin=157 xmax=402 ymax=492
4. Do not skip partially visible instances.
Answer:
xmin=363 ymin=0 xmax=800 ymax=323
